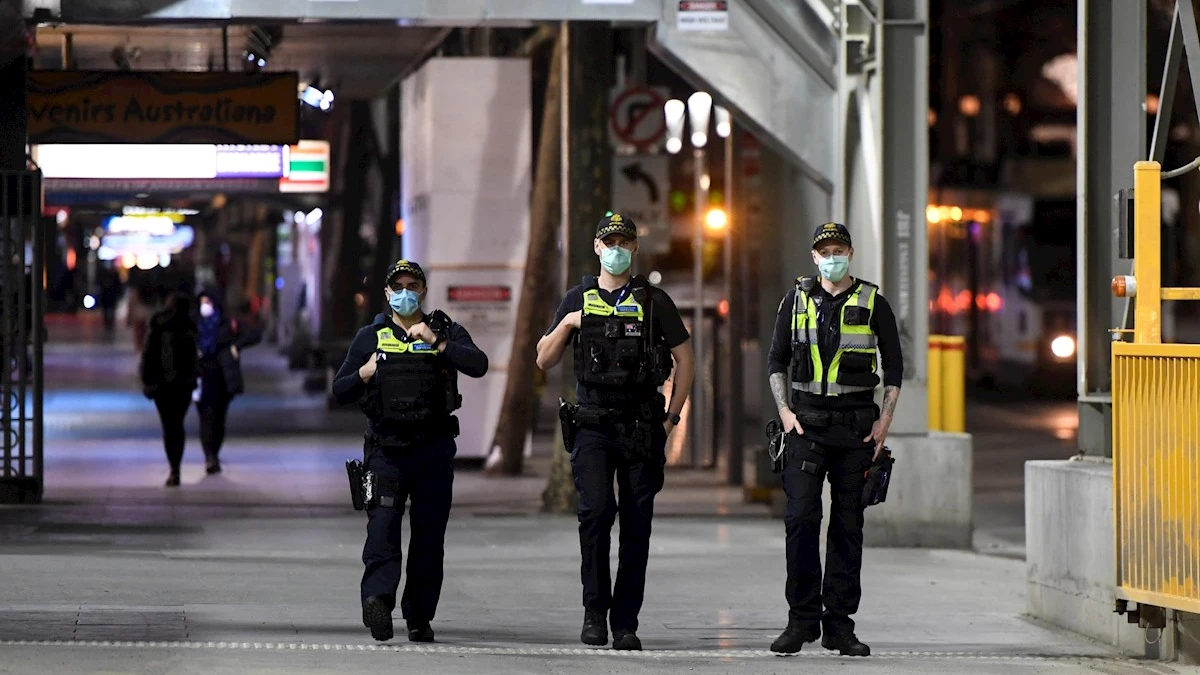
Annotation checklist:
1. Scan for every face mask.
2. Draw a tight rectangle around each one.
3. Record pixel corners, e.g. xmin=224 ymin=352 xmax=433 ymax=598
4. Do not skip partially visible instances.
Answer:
xmin=389 ymin=289 xmax=421 ymax=317
xmin=600 ymin=245 xmax=632 ymax=275
xmin=817 ymin=254 xmax=850 ymax=283
xmin=199 ymin=303 xmax=214 ymax=319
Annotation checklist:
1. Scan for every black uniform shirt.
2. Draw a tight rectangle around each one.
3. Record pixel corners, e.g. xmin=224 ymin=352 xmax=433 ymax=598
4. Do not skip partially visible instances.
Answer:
xmin=546 ymin=279 xmax=690 ymax=408
xmin=767 ymin=278 xmax=903 ymax=447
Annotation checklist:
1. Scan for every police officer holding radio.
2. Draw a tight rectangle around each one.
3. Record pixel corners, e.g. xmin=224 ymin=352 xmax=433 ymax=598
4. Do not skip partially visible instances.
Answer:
xmin=766 ymin=223 xmax=903 ymax=657
xmin=536 ymin=213 xmax=694 ymax=651
xmin=333 ymin=259 xmax=488 ymax=643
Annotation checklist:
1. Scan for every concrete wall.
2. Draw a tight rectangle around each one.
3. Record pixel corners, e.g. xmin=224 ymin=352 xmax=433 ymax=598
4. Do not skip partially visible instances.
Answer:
xmin=861 ymin=431 xmax=972 ymax=548
xmin=1025 ymin=459 xmax=1146 ymax=653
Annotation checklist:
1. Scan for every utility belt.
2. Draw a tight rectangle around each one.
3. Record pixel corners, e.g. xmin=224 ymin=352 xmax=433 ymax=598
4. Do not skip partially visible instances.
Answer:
xmin=558 ymin=397 xmax=664 ymax=461
xmin=365 ymin=415 xmax=460 ymax=448
xmin=793 ymin=407 xmax=877 ymax=429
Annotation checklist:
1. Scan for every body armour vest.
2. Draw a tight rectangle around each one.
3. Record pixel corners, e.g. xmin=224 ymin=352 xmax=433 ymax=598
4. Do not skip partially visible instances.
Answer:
xmin=372 ymin=316 xmax=462 ymax=423
xmin=573 ymin=276 xmax=671 ymax=390
xmin=789 ymin=276 xmax=880 ymax=398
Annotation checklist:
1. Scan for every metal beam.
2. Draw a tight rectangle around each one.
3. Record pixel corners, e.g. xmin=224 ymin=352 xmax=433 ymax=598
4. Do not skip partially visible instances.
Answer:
xmin=44 ymin=0 xmax=662 ymax=24
xmin=651 ymin=0 xmax=838 ymax=188
xmin=1149 ymin=4 xmax=1182 ymax=163
xmin=881 ymin=0 xmax=929 ymax=435
xmin=1077 ymin=0 xmax=1146 ymax=457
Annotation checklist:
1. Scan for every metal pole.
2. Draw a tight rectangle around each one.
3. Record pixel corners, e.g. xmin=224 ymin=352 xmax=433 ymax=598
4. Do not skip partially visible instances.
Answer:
xmin=222 ymin=25 xmax=230 ymax=71
xmin=61 ymin=33 xmax=73 ymax=69
xmin=723 ymin=131 xmax=741 ymax=484
xmin=693 ymin=147 xmax=705 ymax=466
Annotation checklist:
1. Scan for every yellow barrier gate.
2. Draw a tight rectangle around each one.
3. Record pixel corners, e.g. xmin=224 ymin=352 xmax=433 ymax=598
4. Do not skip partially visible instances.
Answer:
xmin=1110 ymin=161 xmax=1200 ymax=615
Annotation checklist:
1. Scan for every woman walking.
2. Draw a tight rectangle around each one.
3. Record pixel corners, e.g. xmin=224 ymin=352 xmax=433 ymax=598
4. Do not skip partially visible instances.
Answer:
xmin=196 ymin=289 xmax=261 ymax=474
xmin=140 ymin=292 xmax=199 ymax=487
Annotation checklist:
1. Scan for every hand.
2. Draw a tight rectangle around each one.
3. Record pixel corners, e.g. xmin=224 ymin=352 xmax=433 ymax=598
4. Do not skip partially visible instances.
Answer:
xmin=359 ymin=352 xmax=379 ymax=383
xmin=564 ymin=310 xmax=582 ymax=330
xmin=779 ymin=408 xmax=803 ymax=435
xmin=864 ymin=415 xmax=892 ymax=458
xmin=407 ymin=322 xmax=437 ymax=345
xmin=663 ymin=420 xmax=676 ymax=436
xmin=230 ymin=345 xmax=240 ymax=360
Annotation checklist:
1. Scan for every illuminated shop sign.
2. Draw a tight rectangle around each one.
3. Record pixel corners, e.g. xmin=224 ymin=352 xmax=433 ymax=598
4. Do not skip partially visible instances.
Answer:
xmin=36 ymin=144 xmax=288 ymax=180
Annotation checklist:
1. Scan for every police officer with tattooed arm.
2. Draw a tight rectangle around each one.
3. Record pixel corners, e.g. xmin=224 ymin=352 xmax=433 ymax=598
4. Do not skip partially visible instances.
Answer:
xmin=766 ymin=223 xmax=903 ymax=657
xmin=536 ymin=212 xmax=694 ymax=651
xmin=334 ymin=260 xmax=488 ymax=643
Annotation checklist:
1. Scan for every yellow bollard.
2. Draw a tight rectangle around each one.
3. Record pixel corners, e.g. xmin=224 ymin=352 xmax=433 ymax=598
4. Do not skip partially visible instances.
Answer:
xmin=928 ymin=336 xmax=945 ymax=431
xmin=941 ymin=335 xmax=966 ymax=433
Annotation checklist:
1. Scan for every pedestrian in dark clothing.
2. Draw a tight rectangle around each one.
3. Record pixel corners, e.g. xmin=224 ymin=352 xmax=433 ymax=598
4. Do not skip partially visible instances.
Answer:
xmin=140 ymin=292 xmax=199 ymax=487
xmin=195 ymin=288 xmax=262 ymax=475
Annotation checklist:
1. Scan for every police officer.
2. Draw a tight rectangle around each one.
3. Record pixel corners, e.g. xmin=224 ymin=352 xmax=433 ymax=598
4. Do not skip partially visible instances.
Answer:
xmin=332 ymin=260 xmax=489 ymax=642
xmin=536 ymin=212 xmax=695 ymax=651
xmin=766 ymin=223 xmax=903 ymax=656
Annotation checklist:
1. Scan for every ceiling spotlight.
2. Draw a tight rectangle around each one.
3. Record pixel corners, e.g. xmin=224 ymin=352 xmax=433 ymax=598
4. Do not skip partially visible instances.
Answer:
xmin=243 ymin=25 xmax=283 ymax=72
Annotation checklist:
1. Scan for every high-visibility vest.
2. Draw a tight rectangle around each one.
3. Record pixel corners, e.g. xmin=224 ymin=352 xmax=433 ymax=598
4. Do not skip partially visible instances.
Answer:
xmin=790 ymin=278 xmax=880 ymax=397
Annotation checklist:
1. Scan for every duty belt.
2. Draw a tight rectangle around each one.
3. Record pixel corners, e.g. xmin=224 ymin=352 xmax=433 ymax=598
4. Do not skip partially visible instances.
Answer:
xmin=794 ymin=408 xmax=874 ymax=428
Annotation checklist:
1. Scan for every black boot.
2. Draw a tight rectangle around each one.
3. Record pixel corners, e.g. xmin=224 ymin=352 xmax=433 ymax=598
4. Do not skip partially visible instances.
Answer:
xmin=362 ymin=596 xmax=394 ymax=642
xmin=407 ymin=620 xmax=435 ymax=643
xmin=165 ymin=470 xmax=181 ymax=487
xmin=770 ymin=623 xmax=820 ymax=654
xmin=580 ymin=610 xmax=608 ymax=646
xmin=205 ymin=454 xmax=221 ymax=475
xmin=822 ymin=631 xmax=870 ymax=657
xmin=612 ymin=629 xmax=642 ymax=651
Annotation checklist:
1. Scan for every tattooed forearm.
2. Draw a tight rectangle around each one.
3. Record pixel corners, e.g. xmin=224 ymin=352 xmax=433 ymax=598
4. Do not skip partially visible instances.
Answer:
xmin=770 ymin=372 xmax=790 ymax=412
xmin=881 ymin=385 xmax=900 ymax=418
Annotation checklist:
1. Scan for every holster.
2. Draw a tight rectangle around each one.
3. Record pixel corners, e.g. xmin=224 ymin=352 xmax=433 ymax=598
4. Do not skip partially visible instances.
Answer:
xmin=765 ymin=420 xmax=786 ymax=474
xmin=558 ymin=398 xmax=579 ymax=453
xmin=345 ymin=459 xmax=380 ymax=511
xmin=861 ymin=448 xmax=895 ymax=508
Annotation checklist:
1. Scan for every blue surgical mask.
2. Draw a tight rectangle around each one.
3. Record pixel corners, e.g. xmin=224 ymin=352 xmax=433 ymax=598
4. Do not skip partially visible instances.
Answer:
xmin=600 ymin=245 xmax=632 ymax=275
xmin=389 ymin=289 xmax=421 ymax=317
xmin=817 ymin=254 xmax=850 ymax=283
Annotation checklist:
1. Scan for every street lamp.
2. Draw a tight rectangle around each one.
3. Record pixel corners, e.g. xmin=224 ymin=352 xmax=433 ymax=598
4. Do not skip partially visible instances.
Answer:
xmin=663 ymin=92 xmax=726 ymax=467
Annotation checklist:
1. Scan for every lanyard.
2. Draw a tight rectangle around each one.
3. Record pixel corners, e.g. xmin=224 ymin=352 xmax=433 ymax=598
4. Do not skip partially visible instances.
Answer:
xmin=613 ymin=283 xmax=632 ymax=306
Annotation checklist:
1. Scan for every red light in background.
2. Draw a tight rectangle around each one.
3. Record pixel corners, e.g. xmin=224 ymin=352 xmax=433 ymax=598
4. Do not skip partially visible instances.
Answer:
xmin=956 ymin=290 xmax=972 ymax=312
xmin=986 ymin=292 xmax=1003 ymax=312
xmin=717 ymin=299 xmax=730 ymax=318
xmin=65 ymin=248 xmax=77 ymax=271
xmin=976 ymin=294 xmax=987 ymax=310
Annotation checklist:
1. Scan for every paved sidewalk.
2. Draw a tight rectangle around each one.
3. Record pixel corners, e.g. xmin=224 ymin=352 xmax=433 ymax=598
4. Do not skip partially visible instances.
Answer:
xmin=3 ymin=335 xmax=1194 ymax=673
xmin=0 ymin=435 xmax=1195 ymax=674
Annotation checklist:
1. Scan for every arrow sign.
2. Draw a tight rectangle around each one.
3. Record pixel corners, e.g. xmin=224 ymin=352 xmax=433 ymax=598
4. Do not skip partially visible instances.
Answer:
xmin=622 ymin=161 xmax=659 ymax=204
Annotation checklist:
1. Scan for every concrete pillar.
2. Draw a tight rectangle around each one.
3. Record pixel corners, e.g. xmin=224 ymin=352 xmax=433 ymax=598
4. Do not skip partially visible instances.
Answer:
xmin=401 ymin=57 xmax=532 ymax=459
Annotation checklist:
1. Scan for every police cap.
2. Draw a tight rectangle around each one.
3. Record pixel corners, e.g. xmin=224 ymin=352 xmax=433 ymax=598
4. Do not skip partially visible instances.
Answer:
xmin=596 ymin=212 xmax=638 ymax=241
xmin=812 ymin=222 xmax=852 ymax=249
xmin=385 ymin=259 xmax=426 ymax=286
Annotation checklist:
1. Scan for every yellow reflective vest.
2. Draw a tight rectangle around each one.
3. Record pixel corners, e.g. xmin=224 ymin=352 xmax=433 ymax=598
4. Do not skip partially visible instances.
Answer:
xmin=790 ymin=277 xmax=880 ymax=397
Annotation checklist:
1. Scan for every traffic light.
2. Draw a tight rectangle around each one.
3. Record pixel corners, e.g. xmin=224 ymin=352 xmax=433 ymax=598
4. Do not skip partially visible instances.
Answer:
xmin=705 ymin=207 xmax=728 ymax=232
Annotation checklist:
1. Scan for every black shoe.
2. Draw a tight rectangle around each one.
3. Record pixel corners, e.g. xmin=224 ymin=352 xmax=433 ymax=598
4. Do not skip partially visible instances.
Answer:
xmin=362 ymin=596 xmax=394 ymax=642
xmin=822 ymin=632 xmax=870 ymax=657
xmin=165 ymin=471 xmax=180 ymax=487
xmin=770 ymin=625 xmax=820 ymax=654
xmin=580 ymin=610 xmax=608 ymax=646
xmin=205 ymin=456 xmax=221 ymax=475
xmin=407 ymin=620 xmax=435 ymax=643
xmin=612 ymin=630 xmax=642 ymax=651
